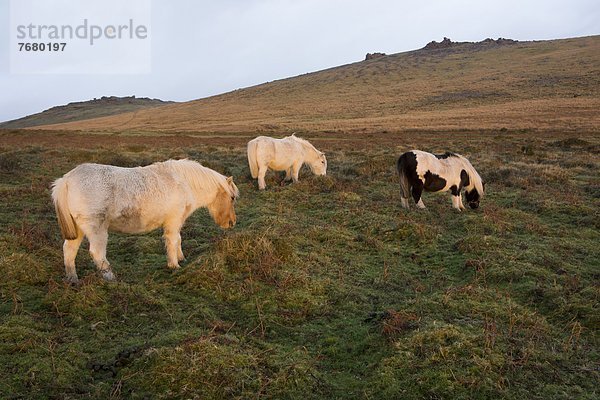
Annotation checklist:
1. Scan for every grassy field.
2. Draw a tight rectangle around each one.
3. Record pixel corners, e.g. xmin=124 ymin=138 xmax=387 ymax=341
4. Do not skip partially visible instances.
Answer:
xmin=0 ymin=130 xmax=598 ymax=399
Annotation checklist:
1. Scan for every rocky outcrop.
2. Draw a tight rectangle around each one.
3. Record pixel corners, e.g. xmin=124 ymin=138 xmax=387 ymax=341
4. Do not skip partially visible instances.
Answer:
xmin=481 ymin=37 xmax=518 ymax=45
xmin=365 ymin=52 xmax=386 ymax=60
xmin=423 ymin=37 xmax=518 ymax=50
xmin=424 ymin=37 xmax=454 ymax=50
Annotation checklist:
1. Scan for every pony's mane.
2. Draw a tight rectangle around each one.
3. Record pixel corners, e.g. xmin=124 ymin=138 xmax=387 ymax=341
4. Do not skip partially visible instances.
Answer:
xmin=454 ymin=154 xmax=484 ymax=195
xmin=289 ymin=134 xmax=321 ymax=154
xmin=158 ymin=159 xmax=239 ymax=198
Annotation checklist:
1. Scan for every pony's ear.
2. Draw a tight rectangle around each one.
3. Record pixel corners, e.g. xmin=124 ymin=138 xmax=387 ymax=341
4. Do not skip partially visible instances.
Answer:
xmin=227 ymin=176 xmax=234 ymax=184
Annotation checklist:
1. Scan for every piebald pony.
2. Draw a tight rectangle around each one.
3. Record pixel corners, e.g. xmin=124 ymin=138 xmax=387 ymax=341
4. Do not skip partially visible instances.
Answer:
xmin=397 ymin=150 xmax=485 ymax=211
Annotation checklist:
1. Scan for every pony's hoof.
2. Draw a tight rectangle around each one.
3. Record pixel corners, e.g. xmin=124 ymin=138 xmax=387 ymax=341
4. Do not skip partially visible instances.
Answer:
xmin=167 ymin=263 xmax=180 ymax=270
xmin=101 ymin=270 xmax=116 ymax=281
xmin=65 ymin=275 xmax=80 ymax=285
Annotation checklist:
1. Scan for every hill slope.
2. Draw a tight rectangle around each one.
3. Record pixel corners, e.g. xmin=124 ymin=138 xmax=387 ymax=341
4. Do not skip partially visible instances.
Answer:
xmin=0 ymin=96 xmax=174 ymax=129
xmin=33 ymin=36 xmax=600 ymax=133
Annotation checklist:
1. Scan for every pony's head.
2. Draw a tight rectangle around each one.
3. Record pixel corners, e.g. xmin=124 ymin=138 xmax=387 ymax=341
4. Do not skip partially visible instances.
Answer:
xmin=208 ymin=176 xmax=239 ymax=229
xmin=465 ymin=181 xmax=485 ymax=209
xmin=309 ymin=152 xmax=327 ymax=176
xmin=291 ymin=135 xmax=327 ymax=176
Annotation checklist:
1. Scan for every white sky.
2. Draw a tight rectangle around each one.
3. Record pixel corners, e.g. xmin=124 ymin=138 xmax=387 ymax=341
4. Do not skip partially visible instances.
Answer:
xmin=0 ymin=0 xmax=598 ymax=122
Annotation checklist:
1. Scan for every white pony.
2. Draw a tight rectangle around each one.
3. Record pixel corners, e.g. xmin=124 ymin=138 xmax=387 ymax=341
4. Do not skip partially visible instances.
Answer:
xmin=247 ymin=134 xmax=327 ymax=190
xmin=51 ymin=159 xmax=239 ymax=283
xmin=397 ymin=150 xmax=485 ymax=211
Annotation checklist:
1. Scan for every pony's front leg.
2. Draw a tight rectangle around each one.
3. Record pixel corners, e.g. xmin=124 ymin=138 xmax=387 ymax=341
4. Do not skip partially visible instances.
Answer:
xmin=164 ymin=227 xmax=182 ymax=269
xmin=63 ymin=228 xmax=84 ymax=283
xmin=282 ymin=168 xmax=293 ymax=185
xmin=175 ymin=230 xmax=185 ymax=262
xmin=86 ymin=226 xmax=115 ymax=281
xmin=458 ymin=194 xmax=466 ymax=211
xmin=291 ymin=162 xmax=301 ymax=183
xmin=451 ymin=186 xmax=466 ymax=211
xmin=451 ymin=195 xmax=464 ymax=211
xmin=177 ymin=238 xmax=185 ymax=262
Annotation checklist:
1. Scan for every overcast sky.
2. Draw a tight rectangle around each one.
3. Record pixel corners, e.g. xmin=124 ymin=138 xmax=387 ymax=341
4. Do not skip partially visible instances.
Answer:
xmin=0 ymin=0 xmax=598 ymax=122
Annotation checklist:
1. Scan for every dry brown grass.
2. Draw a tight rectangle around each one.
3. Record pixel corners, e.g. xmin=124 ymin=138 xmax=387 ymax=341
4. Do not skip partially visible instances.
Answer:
xmin=28 ymin=36 xmax=600 ymax=134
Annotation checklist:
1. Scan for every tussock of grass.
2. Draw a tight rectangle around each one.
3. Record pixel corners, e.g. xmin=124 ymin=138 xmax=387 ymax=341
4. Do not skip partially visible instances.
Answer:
xmin=0 ymin=252 xmax=50 ymax=287
xmin=0 ymin=151 xmax=21 ymax=172
xmin=178 ymin=230 xmax=328 ymax=327
xmin=44 ymin=278 xmax=168 ymax=323
xmin=124 ymin=335 xmax=319 ymax=399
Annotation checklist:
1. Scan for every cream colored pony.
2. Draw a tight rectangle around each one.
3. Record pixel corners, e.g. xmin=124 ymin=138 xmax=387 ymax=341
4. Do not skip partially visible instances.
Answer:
xmin=247 ymin=134 xmax=327 ymax=190
xmin=52 ymin=159 xmax=239 ymax=283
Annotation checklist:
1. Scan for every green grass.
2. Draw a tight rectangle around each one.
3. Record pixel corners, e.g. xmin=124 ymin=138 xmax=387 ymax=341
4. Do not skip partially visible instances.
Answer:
xmin=0 ymin=132 xmax=598 ymax=399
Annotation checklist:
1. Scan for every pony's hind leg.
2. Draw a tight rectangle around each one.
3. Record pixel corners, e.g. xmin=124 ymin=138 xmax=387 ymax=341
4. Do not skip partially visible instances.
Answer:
xmin=63 ymin=227 xmax=84 ymax=283
xmin=399 ymin=175 xmax=411 ymax=209
xmin=401 ymin=197 xmax=410 ymax=209
xmin=412 ymin=181 xmax=426 ymax=209
xmin=258 ymin=166 xmax=268 ymax=190
xmin=84 ymin=223 xmax=115 ymax=281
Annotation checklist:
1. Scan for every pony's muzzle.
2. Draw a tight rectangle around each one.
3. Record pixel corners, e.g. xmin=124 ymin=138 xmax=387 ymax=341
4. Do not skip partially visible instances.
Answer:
xmin=469 ymin=202 xmax=479 ymax=209
xmin=218 ymin=219 xmax=236 ymax=229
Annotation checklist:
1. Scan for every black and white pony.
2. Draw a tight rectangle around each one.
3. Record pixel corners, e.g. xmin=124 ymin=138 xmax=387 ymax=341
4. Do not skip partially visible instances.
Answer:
xmin=397 ymin=150 xmax=485 ymax=211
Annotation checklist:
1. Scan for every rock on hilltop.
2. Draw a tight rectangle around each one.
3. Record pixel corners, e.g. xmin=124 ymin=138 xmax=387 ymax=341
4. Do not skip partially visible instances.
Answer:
xmin=424 ymin=37 xmax=518 ymax=50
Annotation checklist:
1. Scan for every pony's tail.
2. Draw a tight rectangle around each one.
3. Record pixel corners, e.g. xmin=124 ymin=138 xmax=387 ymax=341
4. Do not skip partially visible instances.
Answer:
xmin=397 ymin=156 xmax=411 ymax=200
xmin=247 ymin=140 xmax=259 ymax=179
xmin=51 ymin=178 xmax=78 ymax=240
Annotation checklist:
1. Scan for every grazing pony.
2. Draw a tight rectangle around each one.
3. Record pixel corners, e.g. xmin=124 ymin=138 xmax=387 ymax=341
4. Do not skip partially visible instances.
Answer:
xmin=51 ymin=159 xmax=239 ymax=283
xmin=247 ymin=134 xmax=327 ymax=190
xmin=397 ymin=150 xmax=485 ymax=211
